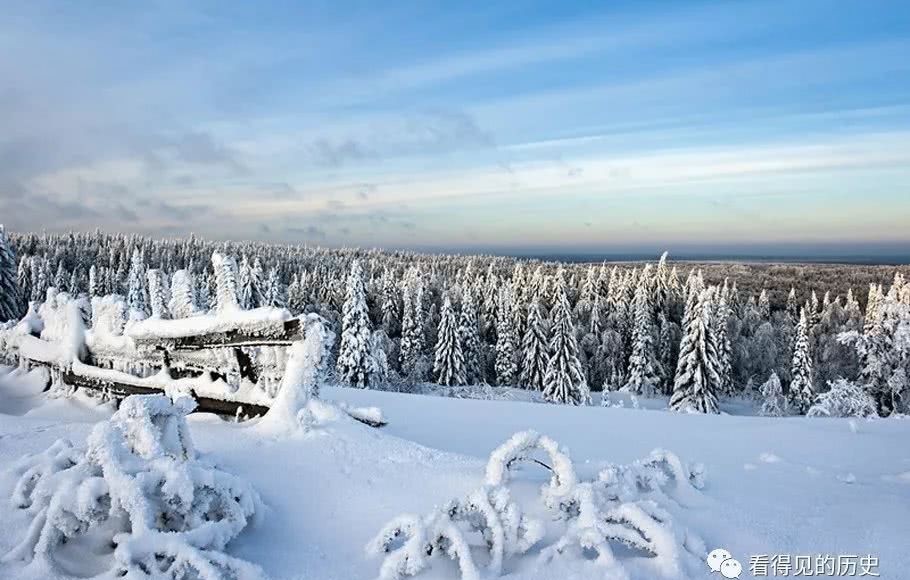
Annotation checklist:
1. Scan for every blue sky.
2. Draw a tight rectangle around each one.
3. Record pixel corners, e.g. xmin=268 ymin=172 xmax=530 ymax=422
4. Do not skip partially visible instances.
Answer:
xmin=2 ymin=0 xmax=910 ymax=254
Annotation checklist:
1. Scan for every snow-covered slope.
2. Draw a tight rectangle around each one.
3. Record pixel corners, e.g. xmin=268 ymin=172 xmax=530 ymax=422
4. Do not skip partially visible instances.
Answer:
xmin=1 ymin=368 xmax=908 ymax=579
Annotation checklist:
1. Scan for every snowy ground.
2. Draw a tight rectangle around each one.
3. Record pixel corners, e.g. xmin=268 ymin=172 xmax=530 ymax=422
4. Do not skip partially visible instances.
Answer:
xmin=1 ymin=367 xmax=909 ymax=579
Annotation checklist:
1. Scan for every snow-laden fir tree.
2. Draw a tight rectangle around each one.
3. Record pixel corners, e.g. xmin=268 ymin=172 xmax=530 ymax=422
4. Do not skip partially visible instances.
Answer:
xmin=712 ymin=281 xmax=735 ymax=396
xmin=519 ymin=296 xmax=548 ymax=391
xmin=196 ymin=269 xmax=211 ymax=312
xmin=759 ymin=371 xmax=787 ymax=417
xmin=30 ymin=257 xmax=47 ymax=303
xmin=87 ymin=264 xmax=98 ymax=298
xmin=287 ymin=271 xmax=306 ymax=313
xmin=400 ymin=268 xmax=427 ymax=377
xmin=125 ymin=247 xmax=148 ymax=320
xmin=458 ymin=285 xmax=482 ymax=384
xmin=262 ymin=265 xmax=286 ymax=308
xmin=250 ymin=256 xmax=265 ymax=306
xmin=212 ymin=252 xmax=240 ymax=312
xmin=16 ymin=255 xmax=31 ymax=314
xmin=336 ymin=260 xmax=377 ymax=388
xmin=757 ymin=289 xmax=771 ymax=320
xmin=786 ymin=287 xmax=799 ymax=322
xmin=168 ymin=269 xmax=197 ymax=318
xmin=495 ymin=284 xmax=519 ymax=386
xmin=623 ymin=274 xmax=661 ymax=396
xmin=146 ymin=268 xmax=170 ymax=319
xmin=669 ymin=288 xmax=721 ymax=414
xmin=53 ymin=261 xmax=68 ymax=293
xmin=0 ymin=224 xmax=22 ymax=322
xmin=380 ymin=271 xmax=400 ymax=336
xmin=788 ymin=308 xmax=815 ymax=414
xmin=238 ymin=255 xmax=256 ymax=310
xmin=433 ymin=294 xmax=466 ymax=386
xmin=542 ymin=284 xmax=590 ymax=405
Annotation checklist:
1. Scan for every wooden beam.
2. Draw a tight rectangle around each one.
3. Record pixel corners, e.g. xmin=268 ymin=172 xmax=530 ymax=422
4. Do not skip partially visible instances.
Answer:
xmin=137 ymin=318 xmax=304 ymax=351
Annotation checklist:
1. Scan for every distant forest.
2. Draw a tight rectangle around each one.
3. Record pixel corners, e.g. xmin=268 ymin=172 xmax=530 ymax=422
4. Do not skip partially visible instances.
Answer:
xmin=1 ymin=228 xmax=908 ymax=417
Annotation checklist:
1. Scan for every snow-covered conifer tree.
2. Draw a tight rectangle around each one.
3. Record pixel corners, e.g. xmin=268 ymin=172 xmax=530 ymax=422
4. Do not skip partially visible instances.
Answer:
xmin=788 ymin=308 xmax=815 ymax=414
xmin=262 ymin=265 xmax=286 ymax=308
xmin=126 ymin=247 xmax=148 ymax=320
xmin=168 ymin=269 xmax=198 ymax=318
xmin=495 ymin=284 xmax=519 ymax=386
xmin=238 ymin=255 xmax=255 ymax=310
xmin=542 ymin=285 xmax=590 ymax=405
xmin=458 ymin=285 xmax=481 ymax=384
xmin=712 ymin=282 xmax=735 ymax=396
xmin=16 ymin=255 xmax=31 ymax=314
xmin=433 ymin=294 xmax=465 ymax=386
xmin=623 ymin=275 xmax=661 ymax=396
xmin=669 ymin=288 xmax=721 ymax=414
xmin=520 ymin=296 xmax=548 ymax=391
xmin=400 ymin=268 xmax=427 ymax=377
xmin=0 ymin=224 xmax=22 ymax=322
xmin=146 ymin=268 xmax=170 ymax=319
xmin=336 ymin=260 xmax=377 ymax=388
xmin=53 ymin=261 xmax=68 ymax=293
xmin=758 ymin=289 xmax=771 ymax=320
xmin=759 ymin=371 xmax=787 ymax=416
xmin=786 ymin=287 xmax=799 ymax=322
xmin=212 ymin=252 xmax=240 ymax=312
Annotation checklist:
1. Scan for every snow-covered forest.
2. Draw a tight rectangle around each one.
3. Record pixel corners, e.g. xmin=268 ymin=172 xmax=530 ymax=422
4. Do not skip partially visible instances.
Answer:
xmin=2 ymin=226 xmax=909 ymax=418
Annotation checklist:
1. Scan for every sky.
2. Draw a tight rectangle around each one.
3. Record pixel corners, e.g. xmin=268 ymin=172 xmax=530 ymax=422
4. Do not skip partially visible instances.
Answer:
xmin=2 ymin=0 xmax=910 ymax=256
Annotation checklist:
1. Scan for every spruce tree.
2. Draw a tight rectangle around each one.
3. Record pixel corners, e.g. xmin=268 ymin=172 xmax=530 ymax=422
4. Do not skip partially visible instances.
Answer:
xmin=88 ymin=265 xmax=99 ymax=298
xmin=759 ymin=371 xmax=787 ymax=417
xmin=238 ymin=256 xmax=255 ymax=310
xmin=16 ymin=256 xmax=31 ymax=313
xmin=624 ymin=276 xmax=661 ymax=396
xmin=458 ymin=286 xmax=482 ymax=384
xmin=262 ymin=266 xmax=286 ymax=308
xmin=336 ymin=260 xmax=376 ymax=388
xmin=0 ymin=225 xmax=22 ymax=322
xmin=168 ymin=270 xmax=198 ymax=318
xmin=433 ymin=294 xmax=465 ymax=386
xmin=211 ymin=252 xmax=240 ymax=312
xmin=400 ymin=268 xmax=426 ymax=377
xmin=126 ymin=248 xmax=148 ymax=320
xmin=712 ymin=282 xmax=735 ymax=396
xmin=519 ymin=296 xmax=548 ymax=391
xmin=146 ymin=269 xmax=170 ymax=319
xmin=542 ymin=285 xmax=590 ymax=405
xmin=788 ymin=308 xmax=815 ymax=414
xmin=669 ymin=288 xmax=721 ymax=414
xmin=495 ymin=284 xmax=519 ymax=386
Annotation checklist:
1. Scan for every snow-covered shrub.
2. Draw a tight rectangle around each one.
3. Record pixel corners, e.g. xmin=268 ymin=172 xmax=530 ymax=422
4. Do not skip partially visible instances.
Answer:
xmin=808 ymin=379 xmax=879 ymax=418
xmin=368 ymin=430 xmax=707 ymax=580
xmin=3 ymin=394 xmax=263 ymax=579
xmin=367 ymin=483 xmax=543 ymax=580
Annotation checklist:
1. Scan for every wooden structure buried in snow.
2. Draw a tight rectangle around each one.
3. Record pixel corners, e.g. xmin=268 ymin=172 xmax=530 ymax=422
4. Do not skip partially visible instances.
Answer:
xmin=1 ymin=307 xmax=386 ymax=428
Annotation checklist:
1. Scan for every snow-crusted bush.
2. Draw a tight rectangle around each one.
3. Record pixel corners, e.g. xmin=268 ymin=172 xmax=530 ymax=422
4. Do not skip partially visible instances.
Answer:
xmin=3 ymin=394 xmax=263 ymax=579
xmin=807 ymin=379 xmax=879 ymax=418
xmin=368 ymin=430 xmax=706 ymax=580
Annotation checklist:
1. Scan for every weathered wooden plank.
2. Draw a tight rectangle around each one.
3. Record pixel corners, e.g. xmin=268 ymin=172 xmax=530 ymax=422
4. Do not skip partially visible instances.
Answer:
xmin=17 ymin=351 xmax=387 ymax=428
xmin=138 ymin=318 xmax=304 ymax=351
xmin=60 ymin=369 xmax=272 ymax=418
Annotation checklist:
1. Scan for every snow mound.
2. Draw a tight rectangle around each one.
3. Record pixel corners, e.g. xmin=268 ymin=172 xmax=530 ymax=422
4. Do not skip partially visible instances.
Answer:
xmin=3 ymin=394 xmax=263 ymax=579
xmin=368 ymin=430 xmax=707 ymax=580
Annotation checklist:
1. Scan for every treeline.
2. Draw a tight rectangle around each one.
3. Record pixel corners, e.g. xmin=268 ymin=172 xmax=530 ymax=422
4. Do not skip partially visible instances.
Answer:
xmin=0 ymin=228 xmax=908 ymax=416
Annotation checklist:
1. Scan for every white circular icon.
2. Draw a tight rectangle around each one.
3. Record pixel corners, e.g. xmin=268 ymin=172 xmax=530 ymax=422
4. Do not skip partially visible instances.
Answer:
xmin=707 ymin=548 xmax=733 ymax=573
xmin=720 ymin=557 xmax=743 ymax=579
